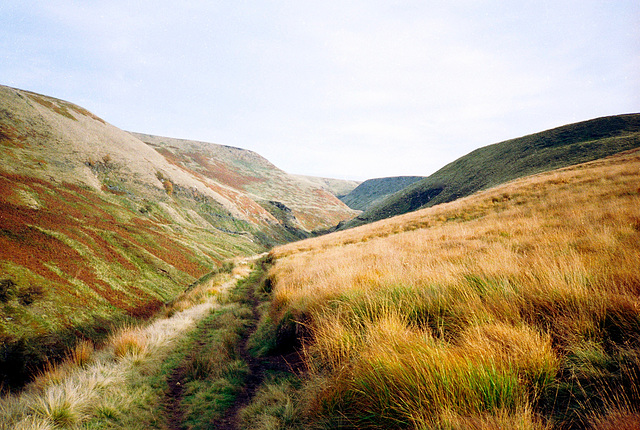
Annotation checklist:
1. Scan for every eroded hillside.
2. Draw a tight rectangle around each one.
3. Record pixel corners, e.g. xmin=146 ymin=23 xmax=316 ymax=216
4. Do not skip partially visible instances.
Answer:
xmin=132 ymin=133 xmax=357 ymax=233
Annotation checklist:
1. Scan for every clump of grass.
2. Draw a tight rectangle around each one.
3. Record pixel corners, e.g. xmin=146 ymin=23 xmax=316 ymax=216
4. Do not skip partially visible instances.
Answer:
xmin=29 ymin=382 xmax=90 ymax=428
xmin=435 ymin=405 xmax=551 ymax=430
xmin=69 ymin=340 xmax=94 ymax=368
xmin=308 ymin=315 xmax=555 ymax=428
xmin=591 ymin=409 xmax=640 ymax=430
xmin=111 ymin=328 xmax=147 ymax=359
xmin=459 ymin=323 xmax=558 ymax=391
xmin=31 ymin=361 xmax=71 ymax=392
xmin=12 ymin=416 xmax=54 ymax=430
xmin=258 ymin=150 xmax=640 ymax=428
xmin=238 ymin=374 xmax=303 ymax=429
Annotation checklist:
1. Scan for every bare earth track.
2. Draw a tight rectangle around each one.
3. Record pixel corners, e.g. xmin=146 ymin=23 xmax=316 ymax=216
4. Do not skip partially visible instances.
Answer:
xmin=162 ymin=271 xmax=248 ymax=430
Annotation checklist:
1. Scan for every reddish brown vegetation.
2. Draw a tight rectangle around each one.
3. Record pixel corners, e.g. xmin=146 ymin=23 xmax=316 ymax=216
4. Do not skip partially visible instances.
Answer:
xmin=0 ymin=123 xmax=28 ymax=148
xmin=185 ymin=151 xmax=264 ymax=189
xmin=0 ymin=173 xmax=208 ymax=312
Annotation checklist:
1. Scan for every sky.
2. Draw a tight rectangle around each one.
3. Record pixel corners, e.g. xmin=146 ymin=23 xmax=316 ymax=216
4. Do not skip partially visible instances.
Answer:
xmin=2 ymin=1 xmax=639 ymax=180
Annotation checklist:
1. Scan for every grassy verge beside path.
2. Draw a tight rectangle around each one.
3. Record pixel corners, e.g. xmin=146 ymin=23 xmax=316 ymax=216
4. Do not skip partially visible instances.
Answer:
xmin=0 ymin=257 xmax=257 ymax=429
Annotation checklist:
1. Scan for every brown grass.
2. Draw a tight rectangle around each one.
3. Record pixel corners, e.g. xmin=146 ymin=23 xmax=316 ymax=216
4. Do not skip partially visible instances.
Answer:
xmin=261 ymin=150 xmax=640 ymax=428
xmin=69 ymin=340 xmax=95 ymax=368
xmin=110 ymin=329 xmax=147 ymax=359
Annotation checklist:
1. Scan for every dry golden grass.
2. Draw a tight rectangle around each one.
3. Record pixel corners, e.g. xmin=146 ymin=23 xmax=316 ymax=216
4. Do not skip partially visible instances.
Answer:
xmin=110 ymin=328 xmax=148 ymax=359
xmin=70 ymin=340 xmax=95 ymax=368
xmin=264 ymin=150 xmax=640 ymax=428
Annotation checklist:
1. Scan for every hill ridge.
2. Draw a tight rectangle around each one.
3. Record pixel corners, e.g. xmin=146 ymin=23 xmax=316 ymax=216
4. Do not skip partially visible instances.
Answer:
xmin=343 ymin=112 xmax=640 ymax=228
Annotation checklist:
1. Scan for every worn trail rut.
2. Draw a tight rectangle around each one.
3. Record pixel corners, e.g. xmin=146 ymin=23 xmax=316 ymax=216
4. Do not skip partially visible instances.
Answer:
xmin=161 ymin=271 xmax=247 ymax=430
xmin=212 ymin=266 xmax=303 ymax=430
xmin=161 ymin=254 xmax=302 ymax=430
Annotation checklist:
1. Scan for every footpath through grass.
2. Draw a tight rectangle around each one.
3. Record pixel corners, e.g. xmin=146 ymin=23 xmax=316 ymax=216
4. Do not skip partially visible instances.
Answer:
xmin=0 ymin=254 xmax=306 ymax=430
xmin=0 ymin=257 xmax=267 ymax=429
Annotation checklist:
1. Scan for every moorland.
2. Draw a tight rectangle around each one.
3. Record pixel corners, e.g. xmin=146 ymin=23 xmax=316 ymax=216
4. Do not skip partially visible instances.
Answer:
xmin=1 ymin=85 xmax=639 ymax=429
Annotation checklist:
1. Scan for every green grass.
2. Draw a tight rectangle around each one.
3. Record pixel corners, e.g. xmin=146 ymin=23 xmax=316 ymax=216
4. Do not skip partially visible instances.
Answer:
xmin=339 ymin=176 xmax=425 ymax=211
xmin=0 ymin=268 xmax=256 ymax=430
xmin=238 ymin=373 xmax=304 ymax=429
xmin=346 ymin=113 xmax=640 ymax=228
xmin=149 ymin=268 xmax=268 ymax=429
xmin=178 ymin=304 xmax=253 ymax=428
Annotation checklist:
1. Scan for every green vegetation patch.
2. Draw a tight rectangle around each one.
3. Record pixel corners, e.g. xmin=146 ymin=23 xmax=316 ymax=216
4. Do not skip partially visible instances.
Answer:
xmin=149 ymin=274 xmax=262 ymax=429
xmin=347 ymin=113 xmax=640 ymax=228
xmin=179 ymin=304 xmax=253 ymax=428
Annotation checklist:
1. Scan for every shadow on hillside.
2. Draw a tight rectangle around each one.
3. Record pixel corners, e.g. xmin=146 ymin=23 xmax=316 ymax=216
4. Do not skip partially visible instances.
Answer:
xmin=0 ymin=313 xmax=135 ymax=391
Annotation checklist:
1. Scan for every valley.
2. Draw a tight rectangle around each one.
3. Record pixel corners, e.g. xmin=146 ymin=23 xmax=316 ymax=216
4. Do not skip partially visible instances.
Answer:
xmin=1 ymin=85 xmax=640 ymax=429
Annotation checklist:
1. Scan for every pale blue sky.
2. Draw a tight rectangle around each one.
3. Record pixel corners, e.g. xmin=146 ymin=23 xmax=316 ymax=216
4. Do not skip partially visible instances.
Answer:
xmin=2 ymin=1 xmax=638 ymax=180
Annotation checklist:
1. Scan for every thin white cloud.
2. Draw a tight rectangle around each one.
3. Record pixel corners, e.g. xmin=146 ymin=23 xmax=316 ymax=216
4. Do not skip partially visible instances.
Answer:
xmin=1 ymin=0 xmax=638 ymax=180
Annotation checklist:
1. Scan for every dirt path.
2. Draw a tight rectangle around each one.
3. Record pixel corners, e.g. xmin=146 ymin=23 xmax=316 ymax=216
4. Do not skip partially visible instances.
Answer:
xmin=161 ymin=253 xmax=302 ymax=430
xmin=165 ymin=366 xmax=187 ymax=430
xmin=161 ymin=263 xmax=254 ymax=430
xmin=212 ymin=258 xmax=303 ymax=430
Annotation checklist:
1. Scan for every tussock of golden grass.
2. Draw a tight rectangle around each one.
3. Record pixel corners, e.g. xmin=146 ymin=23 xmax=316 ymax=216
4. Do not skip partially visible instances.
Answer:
xmin=14 ymin=418 xmax=54 ymax=430
xmin=264 ymin=150 xmax=640 ymax=427
xmin=70 ymin=339 xmax=94 ymax=367
xmin=307 ymin=315 xmax=557 ymax=427
xmin=111 ymin=328 xmax=148 ymax=359
xmin=434 ymin=405 xmax=551 ymax=430
xmin=31 ymin=361 xmax=72 ymax=392
xmin=29 ymin=380 xmax=92 ymax=427
xmin=591 ymin=410 xmax=640 ymax=430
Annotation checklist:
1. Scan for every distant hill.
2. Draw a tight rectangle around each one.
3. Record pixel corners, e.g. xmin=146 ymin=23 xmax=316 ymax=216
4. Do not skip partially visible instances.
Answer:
xmin=291 ymin=174 xmax=361 ymax=199
xmin=342 ymin=113 xmax=640 ymax=228
xmin=339 ymin=176 xmax=425 ymax=211
xmin=131 ymin=133 xmax=357 ymax=234
xmin=0 ymin=84 xmax=356 ymax=388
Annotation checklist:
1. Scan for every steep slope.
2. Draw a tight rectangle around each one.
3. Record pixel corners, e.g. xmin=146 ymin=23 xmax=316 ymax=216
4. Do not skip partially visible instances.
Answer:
xmin=0 ymin=85 xmax=354 ymax=388
xmin=256 ymin=149 xmax=640 ymax=428
xmin=344 ymin=113 xmax=640 ymax=228
xmin=339 ymin=176 xmax=425 ymax=211
xmin=132 ymin=133 xmax=357 ymax=234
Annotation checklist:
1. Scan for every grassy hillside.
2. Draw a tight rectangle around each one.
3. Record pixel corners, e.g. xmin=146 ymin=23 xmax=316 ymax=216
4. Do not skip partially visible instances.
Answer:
xmin=0 ymin=257 xmax=260 ymax=430
xmin=132 ymin=133 xmax=357 ymax=233
xmin=246 ymin=149 xmax=640 ymax=429
xmin=344 ymin=113 xmax=640 ymax=228
xmin=0 ymin=85 xmax=354 ymax=389
xmin=291 ymin=174 xmax=361 ymax=199
xmin=339 ymin=175 xmax=425 ymax=211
